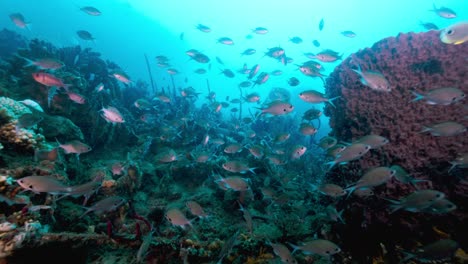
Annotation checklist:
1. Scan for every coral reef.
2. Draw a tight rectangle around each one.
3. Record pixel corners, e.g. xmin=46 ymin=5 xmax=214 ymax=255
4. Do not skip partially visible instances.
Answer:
xmin=0 ymin=97 xmax=45 ymax=151
xmin=323 ymin=30 xmax=467 ymax=262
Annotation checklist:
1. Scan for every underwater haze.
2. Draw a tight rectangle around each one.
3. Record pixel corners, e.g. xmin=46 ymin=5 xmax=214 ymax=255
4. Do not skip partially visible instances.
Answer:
xmin=0 ymin=0 xmax=467 ymax=263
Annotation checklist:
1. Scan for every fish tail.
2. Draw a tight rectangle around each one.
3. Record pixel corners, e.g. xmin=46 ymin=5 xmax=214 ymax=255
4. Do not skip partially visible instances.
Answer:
xmin=327 ymin=96 xmax=341 ymax=108
xmin=16 ymin=55 xmax=34 ymax=67
xmin=345 ymin=186 xmax=356 ymax=199
xmin=249 ymin=167 xmax=257 ymax=174
xmin=287 ymin=243 xmax=300 ymax=255
xmin=325 ymin=160 xmax=336 ymax=170
xmin=338 ymin=210 xmax=346 ymax=224
xmin=399 ymin=251 xmax=416 ymax=264
xmin=410 ymin=91 xmax=425 ymax=102
xmin=448 ymin=162 xmax=457 ymax=173
xmin=419 ymin=126 xmax=431 ymax=134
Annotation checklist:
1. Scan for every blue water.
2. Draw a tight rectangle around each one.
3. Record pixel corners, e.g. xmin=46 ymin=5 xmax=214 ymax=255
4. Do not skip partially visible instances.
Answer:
xmin=1 ymin=0 xmax=467 ymax=137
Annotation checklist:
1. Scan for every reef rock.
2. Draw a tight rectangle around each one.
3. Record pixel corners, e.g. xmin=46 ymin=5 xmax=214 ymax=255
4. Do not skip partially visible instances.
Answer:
xmin=39 ymin=115 xmax=84 ymax=141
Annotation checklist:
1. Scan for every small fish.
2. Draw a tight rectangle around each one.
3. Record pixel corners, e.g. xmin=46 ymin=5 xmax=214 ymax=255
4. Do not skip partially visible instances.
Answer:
xmin=352 ymin=65 xmax=391 ymax=92
xmin=257 ymin=100 xmax=294 ymax=116
xmin=134 ymin=98 xmax=152 ymax=110
xmin=186 ymin=201 xmax=208 ymax=218
xmin=448 ymin=153 xmax=468 ymax=172
xmin=18 ymin=56 xmax=64 ymax=70
xmin=274 ymin=133 xmax=290 ymax=144
xmin=312 ymin=39 xmax=320 ymax=47
xmin=391 ymin=165 xmax=428 ymax=188
xmin=196 ymin=23 xmax=211 ymax=33
xmin=67 ymin=91 xmax=86 ymax=104
xmin=289 ymin=36 xmax=303 ymax=44
xmin=314 ymin=49 xmax=342 ymax=62
xmin=100 ymin=106 xmax=125 ymax=124
xmin=222 ymin=160 xmax=256 ymax=174
xmin=248 ymin=145 xmax=264 ymax=159
xmin=224 ymin=143 xmax=242 ymax=154
xmin=386 ymin=189 xmax=445 ymax=213
xmin=47 ymin=87 xmax=57 ymax=107
xmin=244 ymin=93 xmax=260 ymax=103
xmin=312 ymin=183 xmax=347 ymax=198
xmin=166 ymin=208 xmax=192 ymax=229
xmin=299 ymin=123 xmax=317 ymax=136
xmin=34 ymin=147 xmax=58 ymax=162
xmin=299 ymin=90 xmax=340 ymax=107
xmin=64 ymin=179 xmax=102 ymax=206
xmin=289 ymin=239 xmax=341 ymax=257
xmin=290 ymin=144 xmax=307 ymax=159
xmin=94 ymin=83 xmax=105 ymax=93
xmin=239 ymin=81 xmax=252 ymax=88
xmin=412 ymin=87 xmax=465 ymax=105
xmin=238 ymin=202 xmax=253 ymax=233
xmin=288 ymin=77 xmax=300 ymax=86
xmin=80 ymin=6 xmax=101 ymax=16
xmin=346 ymin=167 xmax=396 ymax=197
xmin=241 ymin=48 xmax=256 ymax=56
xmin=217 ymin=37 xmax=234 ymax=45
xmin=341 ymin=30 xmax=356 ymax=38
xmin=248 ymin=64 xmax=260 ymax=79
xmin=9 ymin=13 xmax=29 ymax=29
xmin=252 ymin=27 xmax=268 ymax=34
xmin=318 ymin=136 xmax=337 ymax=149
xmin=179 ymin=32 xmax=184 ymax=40
xmin=318 ymin=18 xmax=324 ymax=31
xmin=155 ymin=148 xmax=178 ymax=163
xmin=325 ymin=205 xmax=345 ymax=223
xmin=76 ymin=30 xmax=95 ymax=41
xmin=270 ymin=242 xmax=297 ymax=264
xmin=16 ymin=176 xmax=71 ymax=195
xmin=271 ymin=70 xmax=283 ymax=76
xmin=136 ymin=229 xmax=154 ymax=263
xmin=80 ymin=196 xmax=126 ymax=217
xmin=430 ymin=4 xmax=456 ymax=19
xmin=112 ymin=71 xmax=131 ymax=84
xmin=57 ymin=139 xmax=92 ymax=155
xmin=401 ymin=239 xmax=459 ymax=263
xmin=354 ymin=134 xmax=389 ymax=149
xmin=15 ymin=113 xmax=43 ymax=130
xmin=216 ymin=176 xmax=250 ymax=191
xmin=440 ymin=21 xmax=468 ymax=45
xmin=420 ymin=121 xmax=466 ymax=137
xmin=32 ymin=72 xmax=70 ymax=88
xmin=422 ymin=199 xmax=457 ymax=214
xmin=194 ymin=68 xmax=207 ymax=74
xmin=167 ymin=68 xmax=179 ymax=75
xmin=326 ymin=143 xmax=371 ymax=169
xmin=221 ymin=69 xmax=235 ymax=78
xmin=420 ymin=21 xmax=439 ymax=31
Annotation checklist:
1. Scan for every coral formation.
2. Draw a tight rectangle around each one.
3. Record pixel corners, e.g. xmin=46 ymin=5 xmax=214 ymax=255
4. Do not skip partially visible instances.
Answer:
xmin=324 ymin=30 xmax=467 ymax=171
xmin=0 ymin=97 xmax=44 ymax=151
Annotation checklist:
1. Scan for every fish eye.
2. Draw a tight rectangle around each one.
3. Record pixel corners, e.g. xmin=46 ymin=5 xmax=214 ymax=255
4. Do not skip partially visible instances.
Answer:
xmin=447 ymin=29 xmax=454 ymax=35
xmin=283 ymin=109 xmax=287 ymax=112
xmin=436 ymin=193 xmax=442 ymax=198
xmin=19 ymin=180 xmax=23 ymax=183
xmin=29 ymin=185 xmax=33 ymax=189
xmin=335 ymin=248 xmax=340 ymax=252
xmin=325 ymin=250 xmax=331 ymax=255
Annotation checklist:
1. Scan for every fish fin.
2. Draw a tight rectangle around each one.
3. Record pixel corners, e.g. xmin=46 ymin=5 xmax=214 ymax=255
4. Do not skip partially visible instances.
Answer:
xmin=249 ymin=167 xmax=257 ymax=174
xmin=327 ymin=96 xmax=341 ymax=108
xmin=411 ymin=91 xmax=425 ymax=102
xmin=399 ymin=250 xmax=416 ymax=264
xmin=338 ymin=210 xmax=346 ymax=224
